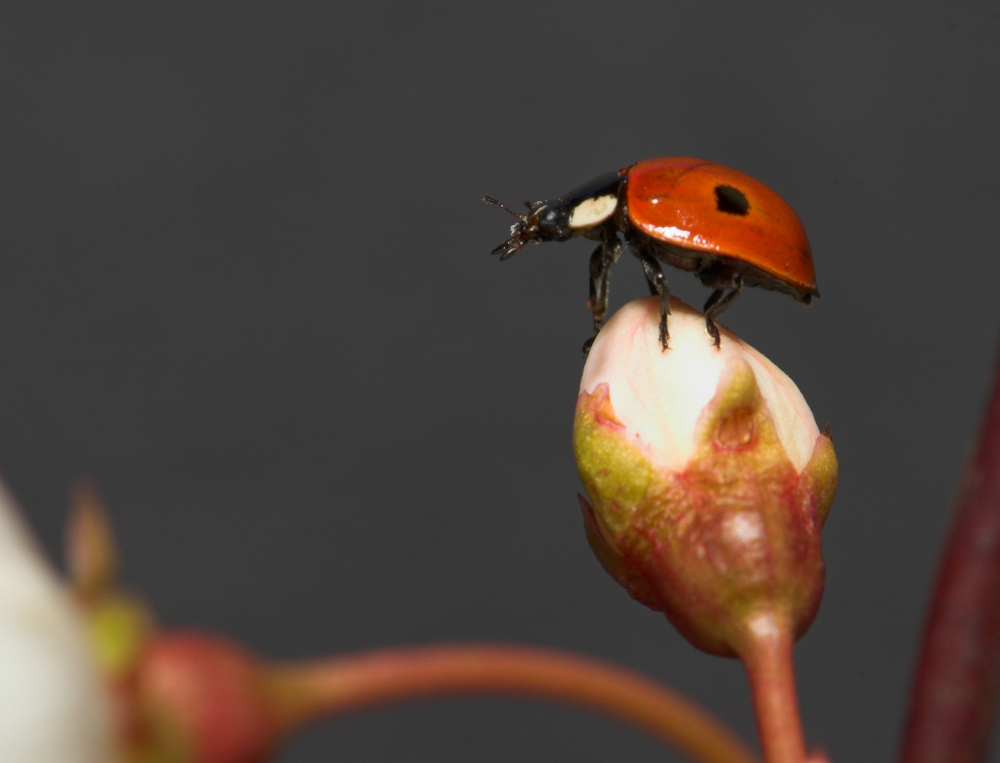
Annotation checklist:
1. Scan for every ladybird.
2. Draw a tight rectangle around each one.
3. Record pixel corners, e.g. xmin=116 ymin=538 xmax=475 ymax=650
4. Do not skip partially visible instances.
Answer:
xmin=485 ymin=157 xmax=817 ymax=351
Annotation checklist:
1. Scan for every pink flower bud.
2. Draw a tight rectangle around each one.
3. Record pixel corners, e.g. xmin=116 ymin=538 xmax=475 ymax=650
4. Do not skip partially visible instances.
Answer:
xmin=574 ymin=297 xmax=838 ymax=658
xmin=133 ymin=631 xmax=278 ymax=763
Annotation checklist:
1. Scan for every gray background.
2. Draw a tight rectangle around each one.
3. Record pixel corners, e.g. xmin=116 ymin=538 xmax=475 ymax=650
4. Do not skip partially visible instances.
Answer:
xmin=3 ymin=2 xmax=1000 ymax=761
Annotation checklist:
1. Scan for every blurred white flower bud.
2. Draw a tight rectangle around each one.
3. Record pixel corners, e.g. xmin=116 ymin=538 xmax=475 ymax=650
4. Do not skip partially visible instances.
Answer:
xmin=0 ymin=481 xmax=114 ymax=763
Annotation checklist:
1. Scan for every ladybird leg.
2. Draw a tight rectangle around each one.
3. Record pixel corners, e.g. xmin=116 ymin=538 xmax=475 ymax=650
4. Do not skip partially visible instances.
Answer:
xmin=702 ymin=275 xmax=743 ymax=348
xmin=639 ymin=254 xmax=671 ymax=350
xmin=586 ymin=239 xmax=621 ymax=336
xmin=702 ymin=289 xmax=725 ymax=347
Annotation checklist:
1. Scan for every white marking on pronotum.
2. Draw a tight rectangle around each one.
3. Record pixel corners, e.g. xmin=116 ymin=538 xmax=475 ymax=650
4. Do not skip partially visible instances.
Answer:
xmin=568 ymin=195 xmax=617 ymax=228
xmin=652 ymin=225 xmax=691 ymax=240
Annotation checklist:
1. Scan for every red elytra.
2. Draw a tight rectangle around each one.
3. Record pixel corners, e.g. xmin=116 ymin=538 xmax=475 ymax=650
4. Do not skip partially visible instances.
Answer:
xmin=626 ymin=158 xmax=816 ymax=296
xmin=485 ymin=156 xmax=817 ymax=351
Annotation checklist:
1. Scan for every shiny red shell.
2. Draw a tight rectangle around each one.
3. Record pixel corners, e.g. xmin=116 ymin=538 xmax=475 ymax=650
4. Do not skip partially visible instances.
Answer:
xmin=624 ymin=157 xmax=817 ymax=297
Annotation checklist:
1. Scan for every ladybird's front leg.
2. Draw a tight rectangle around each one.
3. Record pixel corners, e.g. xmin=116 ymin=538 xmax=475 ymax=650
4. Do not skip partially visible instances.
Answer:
xmin=702 ymin=275 xmax=743 ymax=348
xmin=639 ymin=254 xmax=671 ymax=351
xmin=584 ymin=239 xmax=622 ymax=354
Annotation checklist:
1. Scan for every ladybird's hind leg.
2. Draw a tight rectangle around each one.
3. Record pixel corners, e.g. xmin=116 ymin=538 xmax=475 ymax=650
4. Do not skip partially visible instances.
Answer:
xmin=639 ymin=253 xmax=671 ymax=351
xmin=702 ymin=275 xmax=743 ymax=348
xmin=582 ymin=239 xmax=622 ymax=355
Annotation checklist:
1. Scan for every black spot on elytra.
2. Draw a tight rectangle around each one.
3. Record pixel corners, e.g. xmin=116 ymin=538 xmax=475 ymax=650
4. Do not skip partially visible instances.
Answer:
xmin=714 ymin=185 xmax=750 ymax=216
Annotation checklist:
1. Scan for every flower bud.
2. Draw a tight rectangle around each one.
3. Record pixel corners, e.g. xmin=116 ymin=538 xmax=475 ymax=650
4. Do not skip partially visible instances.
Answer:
xmin=574 ymin=297 xmax=838 ymax=657
xmin=133 ymin=631 xmax=279 ymax=763
xmin=66 ymin=486 xmax=283 ymax=763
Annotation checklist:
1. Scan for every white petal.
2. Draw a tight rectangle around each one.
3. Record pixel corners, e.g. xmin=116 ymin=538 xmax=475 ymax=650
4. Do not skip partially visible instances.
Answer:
xmin=581 ymin=297 xmax=820 ymax=473
xmin=0 ymin=480 xmax=115 ymax=763
xmin=740 ymin=343 xmax=820 ymax=472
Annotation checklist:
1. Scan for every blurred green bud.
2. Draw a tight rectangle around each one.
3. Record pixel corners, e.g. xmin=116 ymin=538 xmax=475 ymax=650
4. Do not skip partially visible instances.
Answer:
xmin=574 ymin=297 xmax=838 ymax=657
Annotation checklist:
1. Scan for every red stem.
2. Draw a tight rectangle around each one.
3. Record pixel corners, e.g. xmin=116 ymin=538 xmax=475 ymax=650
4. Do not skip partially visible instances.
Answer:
xmin=741 ymin=619 xmax=807 ymax=763
xmin=264 ymin=643 xmax=758 ymax=763
xmin=899 ymin=340 xmax=1000 ymax=763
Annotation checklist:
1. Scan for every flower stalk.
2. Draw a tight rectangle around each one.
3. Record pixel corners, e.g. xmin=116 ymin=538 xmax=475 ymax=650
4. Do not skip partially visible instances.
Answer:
xmin=899 ymin=335 xmax=1000 ymax=763
xmin=266 ymin=643 xmax=759 ymax=763
xmin=741 ymin=617 xmax=806 ymax=763
xmin=109 ymin=631 xmax=762 ymax=763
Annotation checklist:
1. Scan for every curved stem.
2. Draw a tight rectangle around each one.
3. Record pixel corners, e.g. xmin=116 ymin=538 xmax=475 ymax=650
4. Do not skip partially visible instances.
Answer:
xmin=264 ymin=643 xmax=758 ymax=763
xmin=899 ymin=338 xmax=1000 ymax=763
xmin=741 ymin=619 xmax=806 ymax=763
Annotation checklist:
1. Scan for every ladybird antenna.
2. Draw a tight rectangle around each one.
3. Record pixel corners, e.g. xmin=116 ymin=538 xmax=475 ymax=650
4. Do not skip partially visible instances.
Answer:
xmin=483 ymin=195 xmax=526 ymax=220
